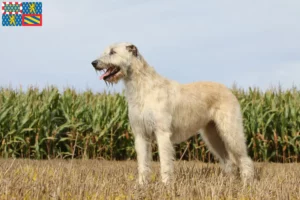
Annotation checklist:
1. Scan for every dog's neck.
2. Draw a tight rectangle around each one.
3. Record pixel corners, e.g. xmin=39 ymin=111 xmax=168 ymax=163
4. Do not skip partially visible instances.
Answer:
xmin=123 ymin=57 xmax=171 ymax=102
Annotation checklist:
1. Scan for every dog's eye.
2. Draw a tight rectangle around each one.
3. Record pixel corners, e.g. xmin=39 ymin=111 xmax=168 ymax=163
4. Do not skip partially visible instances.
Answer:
xmin=109 ymin=49 xmax=116 ymax=55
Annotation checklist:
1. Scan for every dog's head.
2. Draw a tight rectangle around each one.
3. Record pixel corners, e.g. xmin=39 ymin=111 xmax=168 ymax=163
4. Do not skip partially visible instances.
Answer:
xmin=91 ymin=42 xmax=139 ymax=83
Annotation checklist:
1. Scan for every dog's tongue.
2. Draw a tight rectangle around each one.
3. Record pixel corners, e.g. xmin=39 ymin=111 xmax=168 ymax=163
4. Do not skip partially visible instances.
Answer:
xmin=99 ymin=71 xmax=111 ymax=80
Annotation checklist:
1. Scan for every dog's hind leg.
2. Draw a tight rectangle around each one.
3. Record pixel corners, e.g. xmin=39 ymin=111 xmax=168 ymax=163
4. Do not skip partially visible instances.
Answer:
xmin=213 ymin=107 xmax=254 ymax=183
xmin=201 ymin=121 xmax=237 ymax=174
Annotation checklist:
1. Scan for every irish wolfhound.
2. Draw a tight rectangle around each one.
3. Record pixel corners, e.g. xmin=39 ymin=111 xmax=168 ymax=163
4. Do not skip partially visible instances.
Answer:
xmin=91 ymin=42 xmax=254 ymax=184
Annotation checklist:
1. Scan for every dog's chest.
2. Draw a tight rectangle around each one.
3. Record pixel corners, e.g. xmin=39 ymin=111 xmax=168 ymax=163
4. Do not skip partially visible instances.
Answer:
xmin=126 ymin=87 xmax=173 ymax=136
xmin=128 ymin=106 xmax=157 ymax=136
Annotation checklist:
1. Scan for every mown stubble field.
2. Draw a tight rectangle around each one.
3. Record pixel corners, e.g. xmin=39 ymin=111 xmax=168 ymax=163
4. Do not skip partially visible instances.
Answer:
xmin=0 ymin=159 xmax=299 ymax=200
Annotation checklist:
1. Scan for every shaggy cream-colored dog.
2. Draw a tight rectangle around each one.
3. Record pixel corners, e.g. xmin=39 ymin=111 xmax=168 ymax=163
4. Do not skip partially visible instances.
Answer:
xmin=91 ymin=42 xmax=254 ymax=184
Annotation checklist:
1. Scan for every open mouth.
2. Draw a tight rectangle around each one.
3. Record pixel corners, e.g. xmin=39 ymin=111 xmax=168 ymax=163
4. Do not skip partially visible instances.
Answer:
xmin=98 ymin=65 xmax=121 ymax=81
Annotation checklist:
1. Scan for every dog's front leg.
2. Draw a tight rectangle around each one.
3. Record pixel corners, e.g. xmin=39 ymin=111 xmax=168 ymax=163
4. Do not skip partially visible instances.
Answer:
xmin=134 ymin=134 xmax=151 ymax=185
xmin=155 ymin=130 xmax=175 ymax=184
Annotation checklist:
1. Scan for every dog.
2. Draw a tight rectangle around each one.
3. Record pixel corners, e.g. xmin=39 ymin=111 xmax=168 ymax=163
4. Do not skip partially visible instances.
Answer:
xmin=91 ymin=42 xmax=254 ymax=185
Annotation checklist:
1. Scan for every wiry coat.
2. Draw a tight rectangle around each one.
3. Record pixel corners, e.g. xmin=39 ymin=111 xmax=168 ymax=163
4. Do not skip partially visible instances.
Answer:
xmin=92 ymin=42 xmax=254 ymax=185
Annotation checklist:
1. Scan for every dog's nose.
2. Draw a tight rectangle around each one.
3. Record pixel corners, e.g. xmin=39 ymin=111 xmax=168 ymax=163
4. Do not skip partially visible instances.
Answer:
xmin=91 ymin=60 xmax=98 ymax=68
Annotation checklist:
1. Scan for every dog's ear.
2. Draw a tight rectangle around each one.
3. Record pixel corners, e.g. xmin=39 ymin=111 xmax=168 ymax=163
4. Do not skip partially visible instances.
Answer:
xmin=126 ymin=45 xmax=138 ymax=57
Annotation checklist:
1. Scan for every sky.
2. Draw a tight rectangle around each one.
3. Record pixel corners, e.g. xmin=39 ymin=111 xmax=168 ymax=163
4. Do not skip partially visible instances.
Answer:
xmin=0 ymin=0 xmax=299 ymax=93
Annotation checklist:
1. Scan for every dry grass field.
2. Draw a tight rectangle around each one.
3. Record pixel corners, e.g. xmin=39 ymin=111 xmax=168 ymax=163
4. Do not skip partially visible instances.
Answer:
xmin=0 ymin=160 xmax=299 ymax=200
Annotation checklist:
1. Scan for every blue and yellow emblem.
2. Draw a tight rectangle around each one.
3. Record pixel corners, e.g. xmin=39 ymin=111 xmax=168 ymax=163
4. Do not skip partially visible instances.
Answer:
xmin=22 ymin=2 xmax=42 ymax=14
xmin=2 ymin=14 xmax=22 ymax=26
xmin=2 ymin=2 xmax=42 ymax=27
xmin=23 ymin=14 xmax=41 ymax=26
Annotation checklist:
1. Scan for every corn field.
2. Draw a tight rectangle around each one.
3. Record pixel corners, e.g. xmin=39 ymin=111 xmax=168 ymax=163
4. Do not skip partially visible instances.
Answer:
xmin=0 ymin=86 xmax=299 ymax=162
